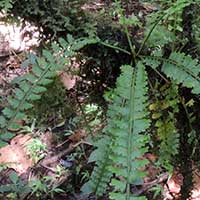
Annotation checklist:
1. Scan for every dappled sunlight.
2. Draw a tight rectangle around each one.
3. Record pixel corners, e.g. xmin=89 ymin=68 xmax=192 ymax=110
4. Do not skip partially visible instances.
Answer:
xmin=0 ymin=20 xmax=40 ymax=53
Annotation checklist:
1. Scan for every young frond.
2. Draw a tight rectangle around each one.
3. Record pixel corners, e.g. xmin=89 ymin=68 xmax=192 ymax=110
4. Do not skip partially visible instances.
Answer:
xmin=150 ymin=83 xmax=180 ymax=172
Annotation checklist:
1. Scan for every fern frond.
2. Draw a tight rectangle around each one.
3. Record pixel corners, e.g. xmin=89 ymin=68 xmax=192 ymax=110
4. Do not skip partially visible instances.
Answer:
xmin=81 ymin=136 xmax=112 ymax=196
xmin=162 ymin=52 xmax=200 ymax=94
xmin=0 ymin=50 xmax=66 ymax=147
xmin=0 ymin=36 xmax=98 ymax=147
xmin=143 ymin=52 xmax=200 ymax=94
xmin=155 ymin=113 xmax=179 ymax=172
xmin=82 ymin=63 xmax=151 ymax=198
xmin=109 ymin=63 xmax=150 ymax=200
xmin=150 ymin=83 xmax=180 ymax=172
xmin=81 ymin=64 xmax=133 ymax=196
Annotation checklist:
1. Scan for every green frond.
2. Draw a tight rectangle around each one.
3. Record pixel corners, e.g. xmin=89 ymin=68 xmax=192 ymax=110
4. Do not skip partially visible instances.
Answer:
xmin=109 ymin=63 xmax=150 ymax=200
xmin=143 ymin=52 xmax=200 ymax=94
xmin=0 ymin=56 xmax=66 ymax=146
xmin=162 ymin=52 xmax=200 ymax=94
xmin=81 ymin=137 xmax=112 ymax=196
xmin=83 ymin=63 xmax=150 ymax=199
xmin=0 ymin=36 xmax=98 ymax=147
xmin=150 ymin=83 xmax=180 ymax=172
xmin=156 ymin=115 xmax=179 ymax=172
xmin=82 ymin=63 xmax=150 ymax=198
xmin=81 ymin=65 xmax=132 ymax=196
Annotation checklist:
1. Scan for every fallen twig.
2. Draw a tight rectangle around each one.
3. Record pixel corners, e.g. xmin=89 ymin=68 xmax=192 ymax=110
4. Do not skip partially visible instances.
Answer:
xmin=133 ymin=172 xmax=169 ymax=196
xmin=40 ymin=140 xmax=92 ymax=167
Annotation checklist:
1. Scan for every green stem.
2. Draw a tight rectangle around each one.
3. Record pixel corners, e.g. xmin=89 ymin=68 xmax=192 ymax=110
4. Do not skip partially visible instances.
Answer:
xmin=124 ymin=25 xmax=136 ymax=62
xmin=136 ymin=13 xmax=166 ymax=56
xmin=126 ymin=64 xmax=136 ymax=200
xmin=99 ymin=41 xmax=131 ymax=55
xmin=151 ymin=67 xmax=169 ymax=83
xmin=181 ymin=98 xmax=193 ymax=132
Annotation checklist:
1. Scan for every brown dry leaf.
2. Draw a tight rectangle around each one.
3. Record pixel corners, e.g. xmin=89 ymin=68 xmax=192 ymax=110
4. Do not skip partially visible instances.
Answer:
xmin=68 ymin=129 xmax=88 ymax=142
xmin=0 ymin=134 xmax=33 ymax=174
xmin=6 ymin=55 xmax=21 ymax=69
xmin=59 ymin=71 xmax=76 ymax=90
xmin=143 ymin=3 xmax=158 ymax=11
xmin=163 ymin=170 xmax=183 ymax=199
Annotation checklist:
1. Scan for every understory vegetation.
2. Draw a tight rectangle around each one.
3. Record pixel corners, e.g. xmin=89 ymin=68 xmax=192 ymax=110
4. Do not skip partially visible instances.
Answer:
xmin=1 ymin=0 xmax=200 ymax=199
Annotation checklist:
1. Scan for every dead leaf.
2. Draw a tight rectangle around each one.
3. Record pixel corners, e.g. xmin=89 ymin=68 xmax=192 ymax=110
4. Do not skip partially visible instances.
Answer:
xmin=59 ymin=71 xmax=76 ymax=90
xmin=0 ymin=134 xmax=33 ymax=174
xmin=68 ymin=129 xmax=87 ymax=142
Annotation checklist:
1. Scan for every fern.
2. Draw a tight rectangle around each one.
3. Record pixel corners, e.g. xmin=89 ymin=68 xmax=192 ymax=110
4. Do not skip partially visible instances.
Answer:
xmin=150 ymin=83 xmax=180 ymax=172
xmin=81 ymin=136 xmax=112 ymax=196
xmin=83 ymin=63 xmax=150 ymax=199
xmin=158 ymin=115 xmax=179 ymax=171
xmin=0 ymin=36 xmax=98 ymax=147
xmin=109 ymin=63 xmax=150 ymax=200
xmin=82 ymin=1 xmax=200 ymax=198
xmin=0 ymin=49 xmax=66 ymax=147
xmin=82 ymin=64 xmax=135 ymax=196
xmin=143 ymin=52 xmax=200 ymax=94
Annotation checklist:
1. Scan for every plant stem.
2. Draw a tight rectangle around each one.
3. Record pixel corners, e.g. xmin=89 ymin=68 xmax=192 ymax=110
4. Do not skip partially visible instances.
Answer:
xmin=136 ymin=13 xmax=166 ymax=56
xmin=151 ymin=67 xmax=170 ymax=83
xmin=124 ymin=25 xmax=136 ymax=62
xmin=99 ymin=41 xmax=131 ymax=55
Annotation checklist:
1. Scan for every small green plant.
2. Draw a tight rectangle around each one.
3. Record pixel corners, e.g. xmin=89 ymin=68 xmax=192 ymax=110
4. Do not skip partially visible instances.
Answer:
xmin=149 ymin=184 xmax=163 ymax=199
xmin=0 ymin=0 xmax=13 ymax=12
xmin=26 ymin=138 xmax=46 ymax=163
xmin=28 ymin=176 xmax=64 ymax=199
xmin=0 ymin=172 xmax=30 ymax=199
xmin=84 ymin=103 xmax=103 ymax=129
xmin=0 ymin=163 xmax=8 ymax=172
